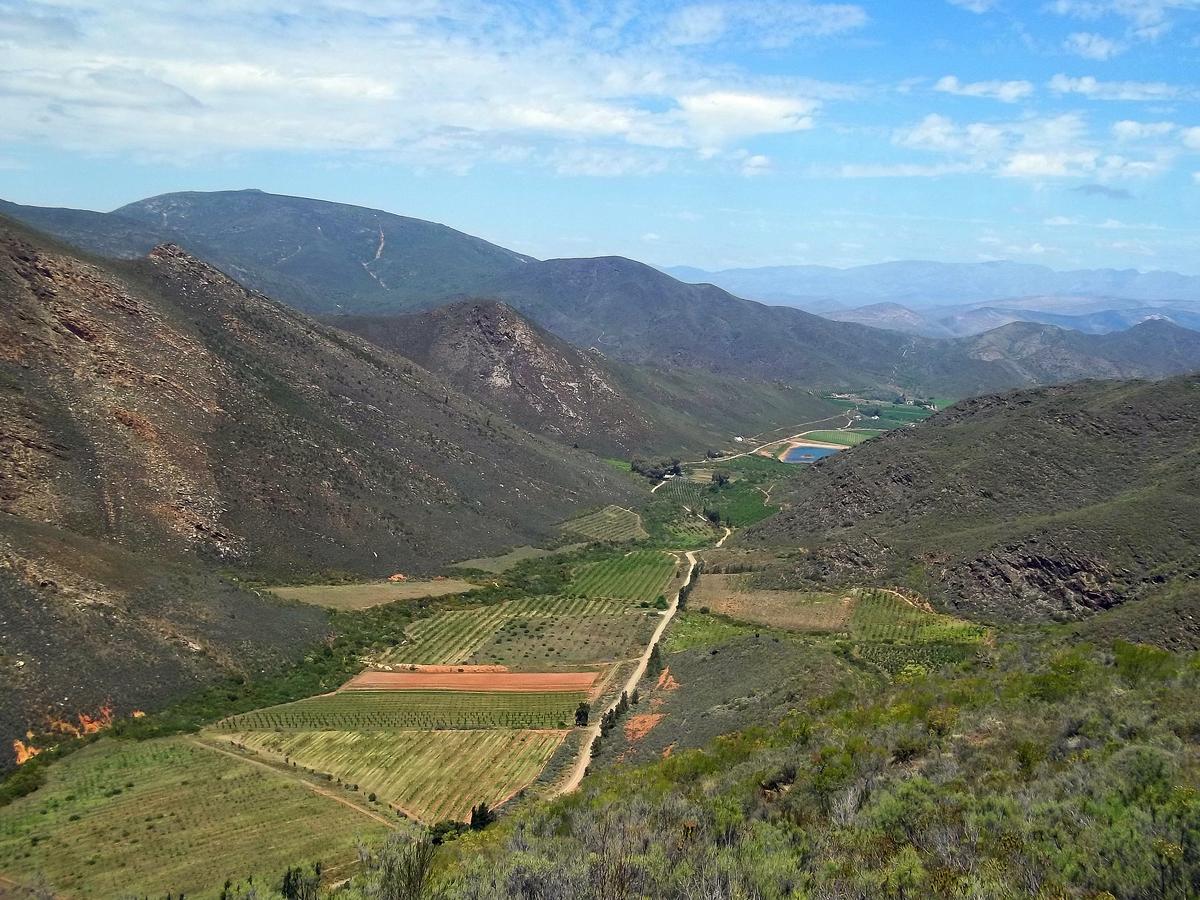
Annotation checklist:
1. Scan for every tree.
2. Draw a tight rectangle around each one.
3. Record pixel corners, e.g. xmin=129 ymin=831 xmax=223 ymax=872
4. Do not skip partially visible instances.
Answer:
xmin=631 ymin=688 xmax=639 ymax=705
xmin=470 ymin=801 xmax=494 ymax=830
xmin=280 ymin=863 xmax=321 ymax=900
xmin=367 ymin=835 xmax=438 ymax=899
xmin=575 ymin=700 xmax=591 ymax=726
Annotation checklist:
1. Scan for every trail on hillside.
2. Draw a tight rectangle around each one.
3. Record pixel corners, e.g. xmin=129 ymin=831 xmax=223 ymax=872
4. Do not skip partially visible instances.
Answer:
xmin=554 ymin=543 xmax=705 ymax=796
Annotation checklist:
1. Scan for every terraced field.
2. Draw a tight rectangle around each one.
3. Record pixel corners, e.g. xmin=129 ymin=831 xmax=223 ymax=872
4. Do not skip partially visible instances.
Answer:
xmin=377 ymin=595 xmax=659 ymax=667
xmin=655 ymin=480 xmax=709 ymax=509
xmin=217 ymin=729 xmax=564 ymax=823
xmin=567 ymin=551 xmax=678 ymax=603
xmin=560 ymin=505 xmax=648 ymax=542
xmin=0 ymin=737 xmax=392 ymax=898
xmin=216 ymin=689 xmax=586 ymax=731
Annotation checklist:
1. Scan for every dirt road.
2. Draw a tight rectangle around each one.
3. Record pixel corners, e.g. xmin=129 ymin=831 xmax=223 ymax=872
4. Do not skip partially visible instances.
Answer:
xmin=556 ymin=548 xmax=700 ymax=795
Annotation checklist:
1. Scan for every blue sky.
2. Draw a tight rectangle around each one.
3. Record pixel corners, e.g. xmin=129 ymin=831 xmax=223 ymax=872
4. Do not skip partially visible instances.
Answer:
xmin=1 ymin=0 xmax=1198 ymax=272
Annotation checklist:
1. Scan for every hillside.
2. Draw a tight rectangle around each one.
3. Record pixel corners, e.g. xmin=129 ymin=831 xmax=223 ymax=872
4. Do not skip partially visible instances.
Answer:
xmin=746 ymin=375 xmax=1200 ymax=623
xmin=331 ymin=300 xmax=845 ymax=455
xmin=0 ymin=217 xmax=633 ymax=752
xmin=8 ymin=191 xmax=1200 ymax=399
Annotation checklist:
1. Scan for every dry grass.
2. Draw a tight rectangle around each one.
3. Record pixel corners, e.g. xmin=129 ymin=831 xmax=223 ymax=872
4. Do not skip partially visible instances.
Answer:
xmin=690 ymin=574 xmax=852 ymax=632
xmin=270 ymin=578 xmax=475 ymax=610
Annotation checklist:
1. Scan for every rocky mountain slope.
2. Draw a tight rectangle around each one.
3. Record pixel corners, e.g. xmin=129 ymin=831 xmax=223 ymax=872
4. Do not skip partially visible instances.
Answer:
xmin=0 ymin=217 xmax=633 ymax=752
xmin=746 ymin=375 xmax=1200 ymax=623
xmin=332 ymin=300 xmax=843 ymax=456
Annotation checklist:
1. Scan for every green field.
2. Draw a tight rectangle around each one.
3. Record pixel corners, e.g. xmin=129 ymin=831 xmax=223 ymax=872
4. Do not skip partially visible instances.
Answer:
xmin=801 ymin=430 xmax=876 ymax=446
xmin=560 ymin=506 xmax=648 ymax=542
xmin=567 ymin=550 xmax=678 ymax=603
xmin=0 ymin=738 xmax=391 ymax=898
xmin=849 ymin=590 xmax=988 ymax=644
xmin=662 ymin=611 xmax=756 ymax=652
xmin=218 ymin=729 xmax=564 ymax=823
xmin=216 ymin=689 xmax=586 ymax=732
xmin=470 ymin=600 xmax=659 ymax=668
xmin=377 ymin=594 xmax=658 ymax=667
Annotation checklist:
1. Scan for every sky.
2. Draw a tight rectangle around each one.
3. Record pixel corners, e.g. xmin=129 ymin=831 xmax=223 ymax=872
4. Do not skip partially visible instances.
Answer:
xmin=1 ymin=0 xmax=1199 ymax=273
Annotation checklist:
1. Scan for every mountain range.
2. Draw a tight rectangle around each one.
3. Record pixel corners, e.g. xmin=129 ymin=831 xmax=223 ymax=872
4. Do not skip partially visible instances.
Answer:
xmin=4 ymin=190 xmax=1200 ymax=403
xmin=666 ymin=260 xmax=1200 ymax=310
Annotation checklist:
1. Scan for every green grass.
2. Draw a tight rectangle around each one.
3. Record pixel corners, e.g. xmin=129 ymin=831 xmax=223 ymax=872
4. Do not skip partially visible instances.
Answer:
xmin=218 ymin=729 xmax=564 ymax=823
xmin=662 ymin=611 xmax=756 ymax=652
xmin=801 ymin=430 xmax=875 ymax=446
xmin=567 ymin=551 xmax=677 ymax=603
xmin=216 ymin=690 xmax=586 ymax=732
xmin=0 ymin=737 xmax=391 ymax=898
xmin=603 ymin=458 xmax=633 ymax=472
xmin=560 ymin=506 xmax=648 ymax=542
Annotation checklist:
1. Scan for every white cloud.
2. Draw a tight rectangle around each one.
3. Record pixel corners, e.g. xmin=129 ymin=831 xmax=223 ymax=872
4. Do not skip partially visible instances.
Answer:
xmin=1112 ymin=120 xmax=1176 ymax=140
xmin=1063 ymin=31 xmax=1126 ymax=59
xmin=836 ymin=161 xmax=982 ymax=177
xmin=0 ymin=1 xmax=852 ymax=173
xmin=677 ymin=92 xmax=817 ymax=144
xmin=934 ymin=75 xmax=1034 ymax=103
xmin=1048 ymin=74 xmax=1181 ymax=100
xmin=663 ymin=2 xmax=868 ymax=48
xmin=1194 ymin=171 xmax=1200 ymax=183
xmin=641 ymin=231 xmax=661 ymax=242
xmin=740 ymin=154 xmax=772 ymax=176
xmin=1183 ymin=127 xmax=1200 ymax=149
xmin=1002 ymin=151 xmax=1099 ymax=177
xmin=1043 ymin=215 xmax=1079 ymax=225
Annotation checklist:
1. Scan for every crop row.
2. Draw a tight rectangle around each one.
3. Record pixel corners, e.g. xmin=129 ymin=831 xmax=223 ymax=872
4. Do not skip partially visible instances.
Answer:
xmin=224 ymin=729 xmax=564 ymax=823
xmin=217 ymin=690 xmax=586 ymax=732
xmin=567 ymin=551 xmax=677 ymax=603
xmin=380 ymin=594 xmax=631 ymax=665
xmin=560 ymin=506 xmax=648 ymax=542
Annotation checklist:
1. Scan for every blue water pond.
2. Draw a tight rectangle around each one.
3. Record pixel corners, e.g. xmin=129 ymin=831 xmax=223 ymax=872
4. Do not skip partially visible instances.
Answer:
xmin=783 ymin=444 xmax=841 ymax=464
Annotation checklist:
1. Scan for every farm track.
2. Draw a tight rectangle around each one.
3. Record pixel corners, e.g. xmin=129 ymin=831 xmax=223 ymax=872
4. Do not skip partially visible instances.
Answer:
xmin=188 ymin=738 xmax=399 ymax=826
xmin=555 ymin=547 xmax=702 ymax=796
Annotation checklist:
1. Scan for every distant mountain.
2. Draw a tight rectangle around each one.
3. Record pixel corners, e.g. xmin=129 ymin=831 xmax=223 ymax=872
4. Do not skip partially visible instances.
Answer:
xmin=0 ymin=216 xmax=632 ymax=748
xmin=7 ymin=190 xmax=1200 ymax=399
xmin=828 ymin=297 xmax=1200 ymax=338
xmin=1 ymin=191 xmax=532 ymax=314
xmin=666 ymin=261 xmax=1200 ymax=310
xmin=331 ymin=300 xmax=845 ymax=456
xmin=746 ymin=374 xmax=1200 ymax=624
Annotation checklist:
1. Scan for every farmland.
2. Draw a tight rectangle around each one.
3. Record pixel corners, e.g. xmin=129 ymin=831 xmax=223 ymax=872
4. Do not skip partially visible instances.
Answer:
xmin=216 ymin=689 xmax=587 ymax=732
xmin=559 ymin=505 xmax=648 ymax=542
xmin=849 ymin=589 xmax=988 ymax=644
xmin=376 ymin=595 xmax=660 ymax=668
xmin=0 ymin=737 xmax=392 ymax=898
xmin=566 ymin=550 xmax=678 ymax=603
xmin=451 ymin=545 xmax=580 ymax=574
xmin=800 ymin=429 xmax=877 ymax=446
xmin=270 ymin=578 xmax=475 ymax=610
xmin=215 ymin=729 xmax=564 ymax=823
xmin=691 ymin=575 xmax=854 ymax=631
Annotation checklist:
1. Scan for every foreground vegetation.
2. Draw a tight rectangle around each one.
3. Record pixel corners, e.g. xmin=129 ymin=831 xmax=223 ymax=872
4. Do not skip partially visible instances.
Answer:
xmin=437 ymin=640 xmax=1200 ymax=899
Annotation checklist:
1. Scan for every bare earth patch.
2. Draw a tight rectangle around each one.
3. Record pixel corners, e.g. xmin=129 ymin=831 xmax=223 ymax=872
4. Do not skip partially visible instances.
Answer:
xmin=269 ymin=578 xmax=475 ymax=610
xmin=623 ymin=713 xmax=664 ymax=743
xmin=692 ymin=574 xmax=853 ymax=632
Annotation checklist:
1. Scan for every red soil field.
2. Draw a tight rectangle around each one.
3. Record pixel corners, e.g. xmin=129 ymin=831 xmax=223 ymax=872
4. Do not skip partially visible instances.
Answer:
xmin=389 ymin=664 xmax=511 ymax=673
xmin=341 ymin=670 xmax=597 ymax=693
